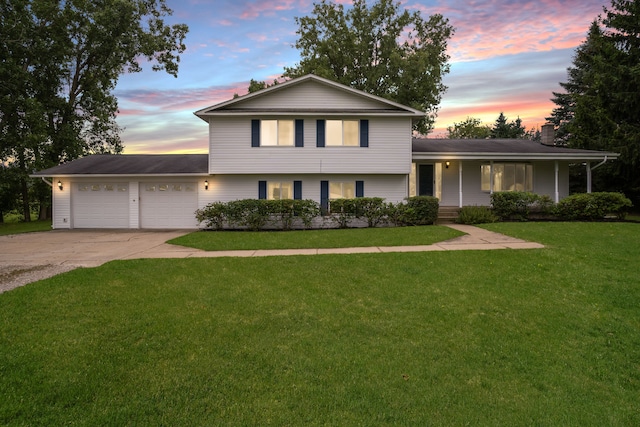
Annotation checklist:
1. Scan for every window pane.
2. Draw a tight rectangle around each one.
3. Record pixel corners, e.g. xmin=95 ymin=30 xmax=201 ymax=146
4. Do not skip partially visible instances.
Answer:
xmin=326 ymin=120 xmax=342 ymax=146
xmin=504 ymin=164 xmax=516 ymax=191
xmin=493 ymin=164 xmax=504 ymax=191
xmin=261 ymin=120 xmax=278 ymax=146
xmin=343 ymin=120 xmax=359 ymax=146
xmin=526 ymin=164 xmax=533 ymax=191
xmin=481 ymin=165 xmax=490 ymax=192
xmin=329 ymin=182 xmax=342 ymax=199
xmin=280 ymin=182 xmax=293 ymax=199
xmin=515 ymin=164 xmax=526 ymax=191
xmin=343 ymin=182 xmax=355 ymax=199
xmin=278 ymin=120 xmax=294 ymax=146
xmin=268 ymin=182 xmax=280 ymax=200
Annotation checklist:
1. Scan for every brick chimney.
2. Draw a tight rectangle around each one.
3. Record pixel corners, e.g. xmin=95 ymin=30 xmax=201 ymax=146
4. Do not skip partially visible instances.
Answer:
xmin=541 ymin=123 xmax=555 ymax=146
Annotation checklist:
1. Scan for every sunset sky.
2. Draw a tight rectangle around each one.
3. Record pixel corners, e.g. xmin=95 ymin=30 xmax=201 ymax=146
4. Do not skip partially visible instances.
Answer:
xmin=114 ymin=0 xmax=610 ymax=154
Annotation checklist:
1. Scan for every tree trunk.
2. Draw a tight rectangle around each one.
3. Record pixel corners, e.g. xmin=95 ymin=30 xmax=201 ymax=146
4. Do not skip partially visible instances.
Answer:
xmin=21 ymin=178 xmax=30 ymax=222
xmin=38 ymin=203 xmax=51 ymax=220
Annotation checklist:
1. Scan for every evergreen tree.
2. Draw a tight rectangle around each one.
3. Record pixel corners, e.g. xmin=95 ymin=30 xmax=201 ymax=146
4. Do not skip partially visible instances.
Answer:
xmin=548 ymin=0 xmax=640 ymax=200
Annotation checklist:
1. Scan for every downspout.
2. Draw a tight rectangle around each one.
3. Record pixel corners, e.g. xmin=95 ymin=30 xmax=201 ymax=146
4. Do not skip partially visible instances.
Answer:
xmin=554 ymin=161 xmax=559 ymax=203
xmin=41 ymin=177 xmax=53 ymax=187
xmin=587 ymin=156 xmax=609 ymax=193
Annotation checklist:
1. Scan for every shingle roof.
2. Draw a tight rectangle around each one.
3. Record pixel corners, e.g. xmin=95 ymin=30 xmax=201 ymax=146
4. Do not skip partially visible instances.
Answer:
xmin=412 ymin=139 xmax=619 ymax=160
xmin=32 ymin=154 xmax=209 ymax=176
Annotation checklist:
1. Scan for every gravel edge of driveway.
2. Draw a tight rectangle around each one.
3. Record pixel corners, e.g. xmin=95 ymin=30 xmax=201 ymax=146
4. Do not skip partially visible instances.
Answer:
xmin=0 ymin=265 xmax=79 ymax=294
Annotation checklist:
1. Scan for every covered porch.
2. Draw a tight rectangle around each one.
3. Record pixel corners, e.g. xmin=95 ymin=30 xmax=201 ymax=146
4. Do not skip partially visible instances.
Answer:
xmin=410 ymin=139 xmax=619 ymax=208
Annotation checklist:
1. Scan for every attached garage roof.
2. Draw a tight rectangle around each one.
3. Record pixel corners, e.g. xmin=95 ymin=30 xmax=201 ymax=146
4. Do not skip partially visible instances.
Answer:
xmin=412 ymin=138 xmax=619 ymax=161
xmin=32 ymin=154 xmax=209 ymax=177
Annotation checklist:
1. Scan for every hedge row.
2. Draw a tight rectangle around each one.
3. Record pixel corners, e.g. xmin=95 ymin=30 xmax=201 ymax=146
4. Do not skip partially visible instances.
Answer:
xmin=456 ymin=191 xmax=633 ymax=224
xmin=195 ymin=196 xmax=440 ymax=230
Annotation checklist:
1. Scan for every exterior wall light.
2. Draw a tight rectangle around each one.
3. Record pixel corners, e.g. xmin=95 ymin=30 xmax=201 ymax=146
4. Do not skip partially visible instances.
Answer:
xmin=445 ymin=161 xmax=450 ymax=169
xmin=57 ymin=180 xmax=63 ymax=190
xmin=204 ymin=180 xmax=209 ymax=190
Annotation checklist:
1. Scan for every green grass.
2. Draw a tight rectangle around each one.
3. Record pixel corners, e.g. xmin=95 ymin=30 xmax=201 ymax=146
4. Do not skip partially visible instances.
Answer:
xmin=1 ymin=222 xmax=639 ymax=425
xmin=0 ymin=219 xmax=51 ymax=236
xmin=169 ymin=225 xmax=464 ymax=250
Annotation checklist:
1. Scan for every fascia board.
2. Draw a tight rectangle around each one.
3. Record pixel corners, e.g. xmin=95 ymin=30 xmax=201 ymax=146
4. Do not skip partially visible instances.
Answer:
xmin=412 ymin=153 xmax=620 ymax=161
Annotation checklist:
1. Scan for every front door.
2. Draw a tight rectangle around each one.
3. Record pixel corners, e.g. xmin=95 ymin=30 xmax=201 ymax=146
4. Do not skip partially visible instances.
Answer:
xmin=419 ymin=164 xmax=434 ymax=196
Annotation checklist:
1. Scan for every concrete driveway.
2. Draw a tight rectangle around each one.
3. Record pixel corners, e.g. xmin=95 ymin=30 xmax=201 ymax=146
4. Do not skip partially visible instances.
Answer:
xmin=0 ymin=229 xmax=195 ymax=268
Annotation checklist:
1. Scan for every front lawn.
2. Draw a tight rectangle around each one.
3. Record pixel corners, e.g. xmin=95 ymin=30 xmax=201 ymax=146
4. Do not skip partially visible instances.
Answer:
xmin=169 ymin=225 xmax=464 ymax=251
xmin=1 ymin=222 xmax=639 ymax=425
xmin=0 ymin=219 xmax=51 ymax=236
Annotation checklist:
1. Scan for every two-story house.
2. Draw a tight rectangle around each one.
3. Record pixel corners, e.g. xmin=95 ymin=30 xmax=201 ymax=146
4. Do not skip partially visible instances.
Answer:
xmin=34 ymin=74 xmax=618 ymax=229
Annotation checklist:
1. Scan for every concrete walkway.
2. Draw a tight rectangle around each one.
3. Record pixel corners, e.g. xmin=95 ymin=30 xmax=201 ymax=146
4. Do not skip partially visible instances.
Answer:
xmin=138 ymin=224 xmax=544 ymax=260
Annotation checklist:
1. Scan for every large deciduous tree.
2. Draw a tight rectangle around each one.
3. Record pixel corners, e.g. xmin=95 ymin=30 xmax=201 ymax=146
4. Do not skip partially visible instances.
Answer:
xmin=446 ymin=117 xmax=491 ymax=139
xmin=548 ymin=0 xmax=640 ymax=200
xmin=0 ymin=0 xmax=188 ymax=221
xmin=283 ymin=0 xmax=454 ymax=134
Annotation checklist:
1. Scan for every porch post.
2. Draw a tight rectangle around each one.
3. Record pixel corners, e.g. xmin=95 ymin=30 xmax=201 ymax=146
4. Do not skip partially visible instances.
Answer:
xmin=458 ymin=161 xmax=463 ymax=208
xmin=554 ymin=161 xmax=560 ymax=203
xmin=586 ymin=161 xmax=592 ymax=193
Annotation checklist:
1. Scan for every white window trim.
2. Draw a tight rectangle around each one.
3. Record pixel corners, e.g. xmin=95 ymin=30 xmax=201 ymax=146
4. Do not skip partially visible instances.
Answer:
xmin=261 ymin=120 xmax=294 ymax=146
xmin=481 ymin=163 xmax=533 ymax=193
xmin=326 ymin=120 xmax=359 ymax=146
xmin=267 ymin=181 xmax=294 ymax=200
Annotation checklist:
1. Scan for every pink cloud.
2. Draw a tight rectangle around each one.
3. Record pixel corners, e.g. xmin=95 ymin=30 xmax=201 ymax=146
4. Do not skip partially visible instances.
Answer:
xmin=407 ymin=0 xmax=606 ymax=61
xmin=239 ymin=0 xmax=311 ymax=20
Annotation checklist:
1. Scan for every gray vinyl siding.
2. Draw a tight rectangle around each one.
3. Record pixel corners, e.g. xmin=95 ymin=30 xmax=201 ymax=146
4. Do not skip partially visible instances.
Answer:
xmin=198 ymin=174 xmax=408 ymax=205
xmin=209 ymin=117 xmax=412 ymax=175
xmin=227 ymin=80 xmax=393 ymax=111
xmin=52 ymin=179 xmax=71 ymax=229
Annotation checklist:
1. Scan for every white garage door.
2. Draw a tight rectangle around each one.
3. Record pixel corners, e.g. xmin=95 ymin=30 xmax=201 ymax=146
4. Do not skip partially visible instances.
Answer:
xmin=140 ymin=182 xmax=198 ymax=229
xmin=72 ymin=183 xmax=129 ymax=228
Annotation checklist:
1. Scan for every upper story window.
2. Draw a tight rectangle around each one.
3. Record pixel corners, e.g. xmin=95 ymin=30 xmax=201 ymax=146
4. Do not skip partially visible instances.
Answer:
xmin=326 ymin=120 xmax=359 ymax=146
xmin=316 ymin=119 xmax=368 ymax=147
xmin=252 ymin=119 xmax=304 ymax=147
xmin=261 ymin=120 xmax=294 ymax=146
xmin=481 ymin=163 xmax=533 ymax=192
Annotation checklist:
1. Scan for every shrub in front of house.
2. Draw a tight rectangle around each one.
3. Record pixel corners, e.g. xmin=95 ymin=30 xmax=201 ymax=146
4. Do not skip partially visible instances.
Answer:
xmin=399 ymin=196 xmax=440 ymax=226
xmin=195 ymin=196 xmax=440 ymax=230
xmin=456 ymin=205 xmax=498 ymax=225
xmin=353 ymin=197 xmax=387 ymax=228
xmin=491 ymin=191 xmax=553 ymax=221
xmin=554 ymin=192 xmax=633 ymax=220
xmin=195 ymin=201 xmax=228 ymax=230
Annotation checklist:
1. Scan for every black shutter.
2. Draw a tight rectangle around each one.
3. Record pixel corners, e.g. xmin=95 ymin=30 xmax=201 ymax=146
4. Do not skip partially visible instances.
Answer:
xmin=258 ymin=180 xmax=267 ymax=199
xmin=251 ymin=120 xmax=260 ymax=147
xmin=360 ymin=120 xmax=369 ymax=147
xmin=316 ymin=120 xmax=325 ymax=147
xmin=295 ymin=120 xmax=304 ymax=147
xmin=356 ymin=181 xmax=364 ymax=197
xmin=320 ymin=180 xmax=329 ymax=214
xmin=293 ymin=181 xmax=302 ymax=199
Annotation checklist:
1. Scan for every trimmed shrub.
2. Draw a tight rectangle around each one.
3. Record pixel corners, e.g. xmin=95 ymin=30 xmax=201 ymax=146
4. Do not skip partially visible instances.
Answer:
xmin=195 ymin=201 xmax=228 ymax=230
xmin=491 ymin=191 xmax=553 ymax=221
xmin=329 ymin=198 xmax=359 ymax=228
xmin=353 ymin=197 xmax=387 ymax=227
xmin=401 ymin=196 xmax=439 ymax=225
xmin=555 ymin=192 xmax=632 ymax=220
xmin=456 ymin=205 xmax=497 ymax=225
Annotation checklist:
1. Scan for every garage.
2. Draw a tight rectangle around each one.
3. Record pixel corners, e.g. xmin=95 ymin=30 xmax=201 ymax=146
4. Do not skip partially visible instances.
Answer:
xmin=139 ymin=182 xmax=199 ymax=229
xmin=72 ymin=182 xmax=129 ymax=228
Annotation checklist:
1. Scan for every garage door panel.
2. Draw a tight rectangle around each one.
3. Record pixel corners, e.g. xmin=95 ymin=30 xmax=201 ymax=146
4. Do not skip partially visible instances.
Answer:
xmin=72 ymin=183 xmax=129 ymax=228
xmin=140 ymin=182 xmax=198 ymax=228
